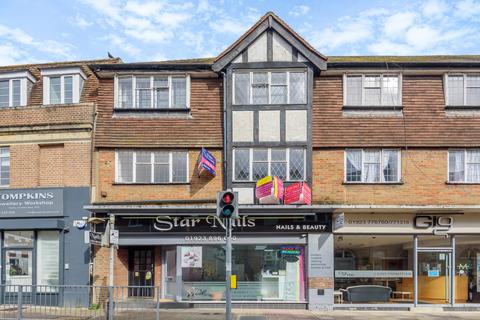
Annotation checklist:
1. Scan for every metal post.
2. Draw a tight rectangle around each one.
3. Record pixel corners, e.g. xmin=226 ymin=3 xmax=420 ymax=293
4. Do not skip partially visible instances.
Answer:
xmin=451 ymin=235 xmax=455 ymax=306
xmin=225 ymin=218 xmax=232 ymax=320
xmin=413 ymin=235 xmax=418 ymax=307
xmin=108 ymin=286 xmax=114 ymax=320
xmin=17 ymin=285 xmax=22 ymax=320
xmin=156 ymin=286 xmax=160 ymax=320
xmin=108 ymin=215 xmax=115 ymax=320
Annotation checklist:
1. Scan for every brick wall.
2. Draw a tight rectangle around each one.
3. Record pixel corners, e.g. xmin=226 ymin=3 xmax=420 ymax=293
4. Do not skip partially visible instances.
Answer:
xmin=313 ymin=149 xmax=480 ymax=205
xmin=94 ymin=148 xmax=222 ymax=203
xmin=9 ymin=141 xmax=91 ymax=188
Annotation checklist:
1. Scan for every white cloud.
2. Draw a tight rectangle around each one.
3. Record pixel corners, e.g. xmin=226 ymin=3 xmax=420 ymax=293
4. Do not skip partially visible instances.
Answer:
xmin=0 ymin=43 xmax=36 ymax=65
xmin=422 ymin=0 xmax=448 ymax=18
xmin=209 ymin=18 xmax=248 ymax=35
xmin=124 ymin=1 xmax=165 ymax=17
xmin=102 ymin=34 xmax=142 ymax=56
xmin=73 ymin=14 xmax=93 ymax=28
xmin=290 ymin=5 xmax=310 ymax=17
xmin=455 ymin=0 xmax=480 ymax=18
xmin=383 ymin=12 xmax=416 ymax=38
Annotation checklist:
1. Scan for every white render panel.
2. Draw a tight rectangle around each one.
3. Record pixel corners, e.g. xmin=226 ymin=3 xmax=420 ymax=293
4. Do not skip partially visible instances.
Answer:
xmin=272 ymin=32 xmax=293 ymax=61
xmin=232 ymin=111 xmax=254 ymax=142
xmin=259 ymin=110 xmax=280 ymax=141
xmin=233 ymin=187 xmax=254 ymax=204
xmin=247 ymin=32 xmax=267 ymax=62
xmin=286 ymin=110 xmax=307 ymax=141
xmin=232 ymin=54 xmax=242 ymax=63
xmin=298 ymin=53 xmax=307 ymax=62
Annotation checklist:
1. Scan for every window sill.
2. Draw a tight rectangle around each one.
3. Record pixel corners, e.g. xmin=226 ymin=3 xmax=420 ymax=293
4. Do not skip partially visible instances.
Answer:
xmin=343 ymin=105 xmax=403 ymax=111
xmin=446 ymin=181 xmax=480 ymax=185
xmin=114 ymin=108 xmax=190 ymax=112
xmin=343 ymin=181 xmax=404 ymax=185
xmin=445 ymin=105 xmax=480 ymax=110
xmin=113 ymin=108 xmax=192 ymax=118
xmin=113 ymin=182 xmax=190 ymax=186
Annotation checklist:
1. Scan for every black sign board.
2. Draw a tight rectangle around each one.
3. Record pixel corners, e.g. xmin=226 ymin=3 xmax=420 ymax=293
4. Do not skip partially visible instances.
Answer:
xmin=89 ymin=231 xmax=103 ymax=245
xmin=116 ymin=215 xmax=332 ymax=234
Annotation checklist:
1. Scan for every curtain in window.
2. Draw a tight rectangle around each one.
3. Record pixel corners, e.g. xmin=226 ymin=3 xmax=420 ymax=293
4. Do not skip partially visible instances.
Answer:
xmin=467 ymin=150 xmax=480 ymax=182
xmin=234 ymin=73 xmax=250 ymax=105
xmin=449 ymin=151 xmax=465 ymax=182
xmin=117 ymin=151 xmax=133 ymax=183
xmin=448 ymin=75 xmax=464 ymax=106
xmin=171 ymin=77 xmax=187 ymax=108
xmin=383 ymin=150 xmax=398 ymax=182
xmin=0 ymin=80 xmax=8 ymax=107
xmin=346 ymin=76 xmax=362 ymax=106
xmin=346 ymin=150 xmax=362 ymax=182
xmin=289 ymin=72 xmax=306 ymax=104
xmin=118 ymin=77 xmax=133 ymax=108
xmin=382 ymin=76 xmax=399 ymax=106
xmin=363 ymin=150 xmax=381 ymax=182
xmin=37 ymin=231 xmax=60 ymax=287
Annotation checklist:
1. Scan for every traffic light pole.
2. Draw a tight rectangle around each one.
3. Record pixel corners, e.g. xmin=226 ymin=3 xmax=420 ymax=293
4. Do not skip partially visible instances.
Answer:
xmin=225 ymin=217 xmax=232 ymax=320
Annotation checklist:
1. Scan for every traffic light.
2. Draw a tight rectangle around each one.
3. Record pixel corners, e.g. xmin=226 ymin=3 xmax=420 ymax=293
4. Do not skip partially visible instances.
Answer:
xmin=217 ymin=190 xmax=238 ymax=218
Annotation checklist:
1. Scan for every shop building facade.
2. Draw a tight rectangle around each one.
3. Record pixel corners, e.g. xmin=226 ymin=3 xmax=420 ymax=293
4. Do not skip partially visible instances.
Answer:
xmin=84 ymin=12 xmax=480 ymax=310
xmin=0 ymin=58 xmax=120 ymax=305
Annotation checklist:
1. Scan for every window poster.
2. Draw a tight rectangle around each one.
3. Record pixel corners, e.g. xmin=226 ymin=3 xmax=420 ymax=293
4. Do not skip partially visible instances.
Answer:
xmin=477 ymin=253 xmax=480 ymax=292
xmin=181 ymin=246 xmax=202 ymax=268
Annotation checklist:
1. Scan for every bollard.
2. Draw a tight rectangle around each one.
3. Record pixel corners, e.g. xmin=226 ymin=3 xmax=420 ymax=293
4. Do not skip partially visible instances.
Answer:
xmin=16 ymin=286 xmax=23 ymax=320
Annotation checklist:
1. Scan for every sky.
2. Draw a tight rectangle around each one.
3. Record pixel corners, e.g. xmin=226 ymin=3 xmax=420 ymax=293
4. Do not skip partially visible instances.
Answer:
xmin=1 ymin=0 xmax=480 ymax=65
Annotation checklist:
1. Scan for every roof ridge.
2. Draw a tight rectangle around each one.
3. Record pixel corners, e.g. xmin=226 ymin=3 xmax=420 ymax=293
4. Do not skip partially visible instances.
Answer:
xmin=0 ymin=57 xmax=122 ymax=70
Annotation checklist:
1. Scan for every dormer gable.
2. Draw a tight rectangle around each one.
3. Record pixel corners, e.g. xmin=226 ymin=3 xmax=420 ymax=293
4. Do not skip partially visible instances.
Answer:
xmin=212 ymin=12 xmax=327 ymax=72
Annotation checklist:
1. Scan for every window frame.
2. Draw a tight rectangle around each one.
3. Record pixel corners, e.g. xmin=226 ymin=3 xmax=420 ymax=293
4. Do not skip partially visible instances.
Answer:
xmin=448 ymin=149 xmax=480 ymax=183
xmin=343 ymin=73 xmax=403 ymax=107
xmin=0 ymin=71 xmax=35 ymax=108
xmin=0 ymin=146 xmax=10 ymax=187
xmin=114 ymin=74 xmax=191 ymax=110
xmin=115 ymin=150 xmax=189 ymax=184
xmin=41 ymin=68 xmax=85 ymax=105
xmin=232 ymin=69 xmax=307 ymax=105
xmin=344 ymin=149 xmax=402 ymax=184
xmin=445 ymin=73 xmax=480 ymax=107
xmin=232 ymin=148 xmax=306 ymax=182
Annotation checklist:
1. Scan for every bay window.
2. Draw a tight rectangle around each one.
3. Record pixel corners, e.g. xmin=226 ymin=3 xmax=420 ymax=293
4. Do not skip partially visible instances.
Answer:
xmin=116 ymin=150 xmax=189 ymax=183
xmin=116 ymin=75 xmax=189 ymax=109
xmin=233 ymin=70 xmax=306 ymax=105
xmin=0 ymin=71 xmax=35 ymax=107
xmin=345 ymin=149 xmax=401 ymax=183
xmin=344 ymin=74 xmax=401 ymax=107
xmin=449 ymin=149 xmax=480 ymax=183
xmin=446 ymin=74 xmax=480 ymax=106
xmin=233 ymin=148 xmax=305 ymax=181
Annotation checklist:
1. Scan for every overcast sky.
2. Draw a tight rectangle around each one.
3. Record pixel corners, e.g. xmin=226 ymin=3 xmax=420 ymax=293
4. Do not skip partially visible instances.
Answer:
xmin=1 ymin=0 xmax=480 ymax=65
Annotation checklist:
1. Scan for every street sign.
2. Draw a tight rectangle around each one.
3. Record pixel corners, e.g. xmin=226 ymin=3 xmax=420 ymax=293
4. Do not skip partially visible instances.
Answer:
xmin=86 ymin=231 xmax=103 ymax=245
xmin=110 ymin=229 xmax=119 ymax=245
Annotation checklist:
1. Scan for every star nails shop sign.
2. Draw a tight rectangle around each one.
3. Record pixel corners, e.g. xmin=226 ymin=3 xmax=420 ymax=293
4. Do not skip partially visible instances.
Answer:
xmin=119 ymin=215 xmax=332 ymax=233
xmin=0 ymin=188 xmax=63 ymax=218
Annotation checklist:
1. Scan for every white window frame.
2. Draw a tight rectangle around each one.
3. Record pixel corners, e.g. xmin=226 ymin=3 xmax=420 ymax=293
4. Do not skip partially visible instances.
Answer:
xmin=115 ymin=150 xmax=189 ymax=184
xmin=444 ymin=73 xmax=480 ymax=106
xmin=0 ymin=71 xmax=36 ymax=107
xmin=232 ymin=148 xmax=306 ymax=182
xmin=232 ymin=69 xmax=307 ymax=105
xmin=114 ymin=74 xmax=190 ymax=109
xmin=41 ymin=67 xmax=86 ymax=105
xmin=343 ymin=73 xmax=403 ymax=107
xmin=344 ymin=149 xmax=401 ymax=183
xmin=448 ymin=149 xmax=480 ymax=183
xmin=0 ymin=146 xmax=10 ymax=187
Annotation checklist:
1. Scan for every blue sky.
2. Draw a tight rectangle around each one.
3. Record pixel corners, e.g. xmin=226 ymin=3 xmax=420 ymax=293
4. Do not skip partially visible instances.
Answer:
xmin=1 ymin=0 xmax=480 ymax=65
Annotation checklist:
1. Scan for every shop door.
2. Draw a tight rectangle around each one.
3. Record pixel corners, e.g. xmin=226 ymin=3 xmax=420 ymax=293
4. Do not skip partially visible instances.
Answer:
xmin=163 ymin=247 xmax=177 ymax=299
xmin=128 ymin=248 xmax=154 ymax=298
xmin=417 ymin=251 xmax=451 ymax=304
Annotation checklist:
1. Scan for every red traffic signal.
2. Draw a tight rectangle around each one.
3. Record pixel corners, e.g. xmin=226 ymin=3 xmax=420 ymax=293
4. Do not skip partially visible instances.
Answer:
xmin=217 ymin=190 xmax=238 ymax=219
xmin=222 ymin=192 xmax=234 ymax=204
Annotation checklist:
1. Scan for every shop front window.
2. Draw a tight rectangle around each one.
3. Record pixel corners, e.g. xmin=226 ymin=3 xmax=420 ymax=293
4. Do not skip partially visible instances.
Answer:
xmin=455 ymin=235 xmax=480 ymax=304
xmin=181 ymin=245 xmax=305 ymax=301
xmin=4 ymin=231 xmax=34 ymax=292
xmin=334 ymin=235 xmax=413 ymax=304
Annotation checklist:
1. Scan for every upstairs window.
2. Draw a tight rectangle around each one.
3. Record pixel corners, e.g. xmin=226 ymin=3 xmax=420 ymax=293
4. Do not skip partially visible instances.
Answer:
xmin=446 ymin=74 xmax=480 ymax=107
xmin=345 ymin=149 xmax=400 ymax=183
xmin=116 ymin=75 xmax=189 ymax=109
xmin=0 ymin=147 xmax=10 ymax=186
xmin=233 ymin=148 xmax=305 ymax=182
xmin=344 ymin=74 xmax=402 ymax=107
xmin=449 ymin=150 xmax=480 ymax=183
xmin=0 ymin=71 xmax=35 ymax=107
xmin=233 ymin=70 xmax=307 ymax=105
xmin=41 ymin=68 xmax=86 ymax=105
xmin=116 ymin=150 xmax=189 ymax=184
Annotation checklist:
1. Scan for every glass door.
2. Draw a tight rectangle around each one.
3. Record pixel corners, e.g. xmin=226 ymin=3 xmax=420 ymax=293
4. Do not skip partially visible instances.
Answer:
xmin=5 ymin=249 xmax=33 ymax=292
xmin=128 ymin=248 xmax=154 ymax=297
xmin=163 ymin=247 xmax=177 ymax=299
xmin=417 ymin=251 xmax=451 ymax=304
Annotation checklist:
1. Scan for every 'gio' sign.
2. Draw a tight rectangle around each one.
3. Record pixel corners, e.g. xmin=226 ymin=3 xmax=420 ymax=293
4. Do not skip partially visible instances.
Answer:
xmin=414 ymin=215 xmax=453 ymax=235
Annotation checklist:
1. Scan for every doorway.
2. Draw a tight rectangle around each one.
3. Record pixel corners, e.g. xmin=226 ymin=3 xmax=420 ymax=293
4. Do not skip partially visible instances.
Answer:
xmin=163 ymin=247 xmax=176 ymax=300
xmin=128 ymin=248 xmax=154 ymax=297
xmin=417 ymin=251 xmax=451 ymax=304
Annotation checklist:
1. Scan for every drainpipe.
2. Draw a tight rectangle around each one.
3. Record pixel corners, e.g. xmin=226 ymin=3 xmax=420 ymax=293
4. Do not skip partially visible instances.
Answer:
xmin=221 ymin=71 xmax=227 ymax=190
